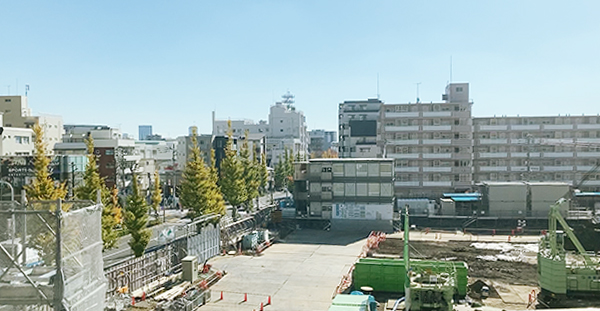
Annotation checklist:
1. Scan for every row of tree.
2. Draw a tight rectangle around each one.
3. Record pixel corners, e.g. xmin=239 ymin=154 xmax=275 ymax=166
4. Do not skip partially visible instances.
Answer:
xmin=25 ymin=121 xmax=270 ymax=257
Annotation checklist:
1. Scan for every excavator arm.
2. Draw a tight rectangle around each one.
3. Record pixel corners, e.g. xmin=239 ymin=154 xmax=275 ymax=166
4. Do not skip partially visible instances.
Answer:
xmin=549 ymin=200 xmax=594 ymax=267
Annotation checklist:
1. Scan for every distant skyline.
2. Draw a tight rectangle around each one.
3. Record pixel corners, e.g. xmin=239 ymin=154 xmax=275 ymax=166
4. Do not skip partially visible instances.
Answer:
xmin=1 ymin=1 xmax=599 ymax=138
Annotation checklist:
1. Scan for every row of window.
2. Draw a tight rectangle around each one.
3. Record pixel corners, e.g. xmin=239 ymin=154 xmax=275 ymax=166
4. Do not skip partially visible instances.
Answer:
xmin=384 ymin=118 xmax=463 ymax=126
xmin=476 ymin=116 xmax=600 ymax=126
xmin=384 ymin=104 xmax=467 ymax=113
xmin=396 ymin=174 xmax=472 ymax=182
xmin=397 ymin=160 xmax=471 ymax=167
xmin=309 ymin=182 xmax=394 ymax=197
xmin=386 ymin=132 xmax=471 ymax=140
xmin=477 ymin=131 xmax=600 ymax=139
xmin=393 ymin=146 xmax=471 ymax=154
xmin=475 ymin=173 xmax=600 ymax=181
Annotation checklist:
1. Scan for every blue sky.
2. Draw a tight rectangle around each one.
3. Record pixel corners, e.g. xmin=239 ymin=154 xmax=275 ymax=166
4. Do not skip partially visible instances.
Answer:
xmin=1 ymin=1 xmax=599 ymax=138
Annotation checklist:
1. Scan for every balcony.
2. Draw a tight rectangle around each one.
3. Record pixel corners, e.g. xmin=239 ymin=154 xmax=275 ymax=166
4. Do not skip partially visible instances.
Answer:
xmin=478 ymin=152 xmax=508 ymax=158
xmin=577 ymin=152 xmax=600 ymax=158
xmin=581 ymin=180 xmax=600 ymax=186
xmin=385 ymin=112 xmax=419 ymax=118
xmin=422 ymin=111 xmax=452 ymax=117
xmin=576 ymin=124 xmax=600 ymax=130
xmin=423 ymin=167 xmax=452 ymax=172
xmin=423 ymin=125 xmax=451 ymax=131
xmin=478 ymin=139 xmax=508 ymax=144
xmin=575 ymin=138 xmax=600 ymax=144
xmin=479 ymin=125 xmax=508 ymax=131
xmin=479 ymin=166 xmax=508 ymax=172
xmin=542 ymin=166 xmax=574 ymax=171
xmin=423 ymin=181 xmax=452 ymax=187
xmin=511 ymin=124 xmax=540 ymax=130
xmin=387 ymin=153 xmax=419 ymax=159
xmin=511 ymin=152 xmax=541 ymax=158
xmin=385 ymin=126 xmax=419 ymax=132
xmin=543 ymin=152 xmax=574 ymax=158
xmin=577 ymin=165 xmax=595 ymax=171
xmin=422 ymin=153 xmax=452 ymax=159
xmin=511 ymin=166 xmax=528 ymax=172
xmin=387 ymin=139 xmax=419 ymax=145
xmin=543 ymin=124 xmax=574 ymax=130
xmin=395 ymin=181 xmax=420 ymax=187
xmin=422 ymin=139 xmax=452 ymax=145
xmin=395 ymin=167 xmax=420 ymax=172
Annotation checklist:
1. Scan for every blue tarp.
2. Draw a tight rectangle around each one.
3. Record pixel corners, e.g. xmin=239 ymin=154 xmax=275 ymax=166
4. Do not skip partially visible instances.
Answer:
xmin=574 ymin=192 xmax=600 ymax=197
xmin=451 ymin=196 xmax=480 ymax=202
xmin=443 ymin=193 xmax=482 ymax=197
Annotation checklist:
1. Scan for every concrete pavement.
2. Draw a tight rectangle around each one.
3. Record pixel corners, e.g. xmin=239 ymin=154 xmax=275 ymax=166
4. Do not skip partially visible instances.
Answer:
xmin=202 ymin=229 xmax=368 ymax=311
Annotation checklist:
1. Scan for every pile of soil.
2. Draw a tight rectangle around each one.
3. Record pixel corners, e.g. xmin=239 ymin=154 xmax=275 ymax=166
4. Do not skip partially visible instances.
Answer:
xmin=374 ymin=239 xmax=538 ymax=286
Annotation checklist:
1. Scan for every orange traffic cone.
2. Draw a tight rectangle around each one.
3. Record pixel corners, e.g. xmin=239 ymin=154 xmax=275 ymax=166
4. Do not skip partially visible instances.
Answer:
xmin=131 ymin=297 xmax=135 ymax=306
xmin=220 ymin=291 xmax=224 ymax=300
xmin=260 ymin=302 xmax=264 ymax=311
xmin=244 ymin=293 xmax=247 ymax=302
xmin=142 ymin=291 xmax=146 ymax=301
xmin=267 ymin=295 xmax=272 ymax=305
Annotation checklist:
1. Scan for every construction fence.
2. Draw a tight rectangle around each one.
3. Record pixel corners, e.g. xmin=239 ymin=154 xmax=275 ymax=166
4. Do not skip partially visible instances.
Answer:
xmin=104 ymin=217 xmax=221 ymax=295
xmin=0 ymin=199 xmax=106 ymax=311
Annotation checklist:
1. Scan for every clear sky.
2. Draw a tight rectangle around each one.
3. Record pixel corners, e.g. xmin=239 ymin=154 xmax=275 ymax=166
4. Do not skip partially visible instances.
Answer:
xmin=1 ymin=1 xmax=599 ymax=138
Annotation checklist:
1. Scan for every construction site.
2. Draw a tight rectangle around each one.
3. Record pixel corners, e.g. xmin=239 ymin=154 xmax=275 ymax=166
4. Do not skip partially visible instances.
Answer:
xmin=1 ymin=186 xmax=600 ymax=310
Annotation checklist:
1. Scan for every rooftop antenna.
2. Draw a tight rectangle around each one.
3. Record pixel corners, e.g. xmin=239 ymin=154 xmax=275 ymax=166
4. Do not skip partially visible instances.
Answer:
xmin=450 ymin=56 xmax=453 ymax=84
xmin=25 ymin=85 xmax=29 ymax=97
xmin=377 ymin=73 xmax=380 ymax=99
xmin=415 ymin=82 xmax=421 ymax=103
xmin=6 ymin=85 xmax=10 ymax=95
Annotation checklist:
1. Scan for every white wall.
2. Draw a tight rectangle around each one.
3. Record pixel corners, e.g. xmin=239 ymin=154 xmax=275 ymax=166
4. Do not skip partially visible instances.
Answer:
xmin=0 ymin=127 xmax=34 ymax=156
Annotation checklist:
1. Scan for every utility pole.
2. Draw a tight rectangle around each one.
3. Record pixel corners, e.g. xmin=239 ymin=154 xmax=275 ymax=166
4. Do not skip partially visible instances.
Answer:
xmin=70 ymin=161 xmax=76 ymax=199
xmin=171 ymin=146 xmax=177 ymax=209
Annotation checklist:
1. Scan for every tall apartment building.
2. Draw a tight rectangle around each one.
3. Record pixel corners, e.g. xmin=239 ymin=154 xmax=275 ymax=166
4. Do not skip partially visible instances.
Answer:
xmin=380 ymin=83 xmax=474 ymax=198
xmin=473 ymin=115 xmax=600 ymax=189
xmin=0 ymin=95 xmax=63 ymax=154
xmin=212 ymin=92 xmax=308 ymax=166
xmin=338 ymin=98 xmax=383 ymax=158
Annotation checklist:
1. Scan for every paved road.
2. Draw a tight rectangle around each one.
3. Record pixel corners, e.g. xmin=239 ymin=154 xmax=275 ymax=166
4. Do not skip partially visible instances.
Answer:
xmin=102 ymin=192 xmax=288 ymax=268
xmin=202 ymin=229 xmax=368 ymax=311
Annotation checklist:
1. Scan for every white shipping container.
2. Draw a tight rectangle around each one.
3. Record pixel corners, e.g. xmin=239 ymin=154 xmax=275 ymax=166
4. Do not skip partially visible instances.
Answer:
xmin=529 ymin=183 xmax=570 ymax=204
xmin=488 ymin=183 xmax=527 ymax=202
xmin=332 ymin=203 xmax=393 ymax=220
xmin=488 ymin=201 xmax=526 ymax=216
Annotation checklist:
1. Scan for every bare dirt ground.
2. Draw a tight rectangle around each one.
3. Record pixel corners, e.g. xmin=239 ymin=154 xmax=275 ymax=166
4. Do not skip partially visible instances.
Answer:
xmin=374 ymin=238 xmax=538 ymax=286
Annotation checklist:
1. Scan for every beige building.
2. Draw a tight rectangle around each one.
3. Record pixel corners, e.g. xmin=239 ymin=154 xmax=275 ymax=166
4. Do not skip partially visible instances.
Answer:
xmin=380 ymin=83 xmax=474 ymax=198
xmin=473 ymin=115 xmax=600 ymax=189
xmin=338 ymin=98 xmax=383 ymax=158
xmin=0 ymin=114 xmax=34 ymax=156
xmin=0 ymin=96 xmax=63 ymax=155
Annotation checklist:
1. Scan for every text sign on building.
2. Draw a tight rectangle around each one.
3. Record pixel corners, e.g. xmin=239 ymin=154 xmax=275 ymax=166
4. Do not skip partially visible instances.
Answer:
xmin=333 ymin=203 xmax=393 ymax=220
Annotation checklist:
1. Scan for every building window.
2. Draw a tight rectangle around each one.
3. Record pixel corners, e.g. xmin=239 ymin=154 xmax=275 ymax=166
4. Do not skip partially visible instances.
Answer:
xmin=280 ymin=129 xmax=283 ymax=132
xmin=456 ymin=87 xmax=463 ymax=92
xmin=280 ymin=120 xmax=283 ymax=123
xmin=4 ymin=99 xmax=11 ymax=102
xmin=454 ymin=147 xmax=460 ymax=153
xmin=105 ymin=149 xmax=114 ymax=155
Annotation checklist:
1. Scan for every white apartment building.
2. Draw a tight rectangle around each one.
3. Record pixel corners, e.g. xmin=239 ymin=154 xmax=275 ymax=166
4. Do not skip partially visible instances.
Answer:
xmin=338 ymin=99 xmax=383 ymax=158
xmin=473 ymin=115 xmax=600 ymax=189
xmin=212 ymin=92 xmax=308 ymax=166
xmin=0 ymin=96 xmax=63 ymax=155
xmin=0 ymin=114 xmax=34 ymax=156
xmin=380 ymin=83 xmax=474 ymax=198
